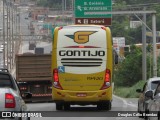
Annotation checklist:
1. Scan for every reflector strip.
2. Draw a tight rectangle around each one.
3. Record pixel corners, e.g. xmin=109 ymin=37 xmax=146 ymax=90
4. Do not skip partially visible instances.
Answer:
xmin=20 ymin=87 xmax=27 ymax=90
xmin=64 ymin=46 xmax=100 ymax=48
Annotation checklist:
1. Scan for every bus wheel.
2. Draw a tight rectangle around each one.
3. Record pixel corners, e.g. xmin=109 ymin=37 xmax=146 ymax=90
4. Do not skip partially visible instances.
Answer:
xmin=97 ymin=103 xmax=104 ymax=110
xmin=56 ymin=103 xmax=63 ymax=110
xmin=105 ymin=101 xmax=111 ymax=110
xmin=97 ymin=101 xmax=111 ymax=110
xmin=64 ymin=103 xmax=70 ymax=110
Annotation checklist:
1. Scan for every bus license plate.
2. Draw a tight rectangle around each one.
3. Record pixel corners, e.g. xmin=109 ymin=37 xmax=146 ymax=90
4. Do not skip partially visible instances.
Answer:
xmin=76 ymin=93 xmax=87 ymax=97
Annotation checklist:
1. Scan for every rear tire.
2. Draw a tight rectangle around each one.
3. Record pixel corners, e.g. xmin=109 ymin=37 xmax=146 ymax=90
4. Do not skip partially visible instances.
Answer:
xmin=104 ymin=101 xmax=111 ymax=110
xmin=97 ymin=101 xmax=111 ymax=110
xmin=97 ymin=103 xmax=104 ymax=110
xmin=158 ymin=111 xmax=160 ymax=120
xmin=106 ymin=101 xmax=112 ymax=110
xmin=144 ymin=110 xmax=149 ymax=120
xmin=56 ymin=103 xmax=63 ymax=110
xmin=64 ymin=103 xmax=70 ymax=111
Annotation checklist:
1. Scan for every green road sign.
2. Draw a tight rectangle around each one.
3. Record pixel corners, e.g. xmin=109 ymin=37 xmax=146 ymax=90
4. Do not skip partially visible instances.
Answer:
xmin=75 ymin=0 xmax=112 ymax=18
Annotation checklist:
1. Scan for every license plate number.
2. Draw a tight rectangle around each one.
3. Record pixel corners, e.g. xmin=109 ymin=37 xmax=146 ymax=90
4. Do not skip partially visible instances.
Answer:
xmin=76 ymin=93 xmax=87 ymax=97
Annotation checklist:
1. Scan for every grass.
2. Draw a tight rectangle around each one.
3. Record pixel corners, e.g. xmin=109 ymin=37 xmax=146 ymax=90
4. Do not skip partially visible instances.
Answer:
xmin=113 ymin=80 xmax=146 ymax=98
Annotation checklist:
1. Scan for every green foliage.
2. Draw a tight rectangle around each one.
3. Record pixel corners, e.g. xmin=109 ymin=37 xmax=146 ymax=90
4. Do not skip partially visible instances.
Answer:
xmin=113 ymin=44 xmax=155 ymax=88
xmin=114 ymin=80 xmax=146 ymax=98
xmin=114 ymin=45 xmax=143 ymax=86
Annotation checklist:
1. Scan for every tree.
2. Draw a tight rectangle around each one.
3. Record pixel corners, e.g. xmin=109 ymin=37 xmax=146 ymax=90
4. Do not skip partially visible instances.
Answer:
xmin=114 ymin=45 xmax=142 ymax=86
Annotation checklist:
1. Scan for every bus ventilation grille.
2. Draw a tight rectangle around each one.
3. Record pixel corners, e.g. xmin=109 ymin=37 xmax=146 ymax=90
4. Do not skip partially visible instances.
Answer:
xmin=61 ymin=58 xmax=102 ymax=67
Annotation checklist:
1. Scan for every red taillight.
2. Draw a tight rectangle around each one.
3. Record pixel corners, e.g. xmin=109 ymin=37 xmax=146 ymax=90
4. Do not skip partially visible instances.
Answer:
xmin=101 ymin=26 xmax=106 ymax=30
xmin=100 ymin=69 xmax=111 ymax=90
xmin=105 ymin=69 xmax=110 ymax=82
xmin=53 ymin=69 xmax=59 ymax=82
xmin=5 ymin=93 xmax=15 ymax=108
xmin=58 ymin=27 xmax=63 ymax=30
xmin=53 ymin=69 xmax=62 ymax=89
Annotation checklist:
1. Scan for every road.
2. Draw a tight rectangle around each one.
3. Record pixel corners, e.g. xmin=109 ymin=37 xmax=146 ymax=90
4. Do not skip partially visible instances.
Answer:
xmin=27 ymin=95 xmax=144 ymax=120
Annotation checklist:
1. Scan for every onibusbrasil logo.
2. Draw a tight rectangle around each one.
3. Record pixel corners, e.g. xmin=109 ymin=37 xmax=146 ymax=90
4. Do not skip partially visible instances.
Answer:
xmin=65 ymin=31 xmax=97 ymax=44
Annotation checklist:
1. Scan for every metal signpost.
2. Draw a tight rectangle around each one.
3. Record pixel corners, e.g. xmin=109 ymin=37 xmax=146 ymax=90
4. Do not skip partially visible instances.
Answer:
xmin=74 ymin=0 xmax=112 ymax=26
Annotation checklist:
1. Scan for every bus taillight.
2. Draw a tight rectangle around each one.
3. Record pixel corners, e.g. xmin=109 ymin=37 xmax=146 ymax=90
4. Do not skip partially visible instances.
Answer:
xmin=53 ymin=69 xmax=63 ymax=89
xmin=58 ymin=27 xmax=63 ymax=30
xmin=100 ymin=69 xmax=111 ymax=90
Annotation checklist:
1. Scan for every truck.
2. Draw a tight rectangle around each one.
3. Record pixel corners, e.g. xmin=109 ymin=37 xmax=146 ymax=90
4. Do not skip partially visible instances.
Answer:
xmin=16 ymin=53 xmax=52 ymax=102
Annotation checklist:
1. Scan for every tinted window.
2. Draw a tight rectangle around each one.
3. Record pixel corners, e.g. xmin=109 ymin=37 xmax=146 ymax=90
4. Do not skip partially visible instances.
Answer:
xmin=151 ymin=81 xmax=160 ymax=90
xmin=0 ymin=74 xmax=12 ymax=88
xmin=155 ymin=84 xmax=160 ymax=95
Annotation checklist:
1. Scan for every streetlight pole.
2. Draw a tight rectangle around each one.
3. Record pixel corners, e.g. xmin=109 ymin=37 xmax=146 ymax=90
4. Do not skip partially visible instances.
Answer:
xmin=62 ymin=0 xmax=64 ymax=23
xmin=142 ymin=7 xmax=147 ymax=81
xmin=6 ymin=0 xmax=9 ymax=70
xmin=65 ymin=0 xmax=66 ymax=11
xmin=72 ymin=0 xmax=74 ymax=24
xmin=2 ymin=0 xmax=6 ymax=68
xmin=11 ymin=1 xmax=14 ymax=68
xmin=152 ymin=13 xmax=157 ymax=77
xmin=9 ymin=1 xmax=11 ymax=70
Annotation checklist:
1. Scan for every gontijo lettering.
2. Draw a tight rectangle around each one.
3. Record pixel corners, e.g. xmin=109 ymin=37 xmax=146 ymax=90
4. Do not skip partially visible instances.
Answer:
xmin=59 ymin=50 xmax=105 ymax=56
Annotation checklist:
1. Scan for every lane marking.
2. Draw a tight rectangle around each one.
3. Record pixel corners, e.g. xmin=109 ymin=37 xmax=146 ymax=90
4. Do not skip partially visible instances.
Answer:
xmin=113 ymin=95 xmax=137 ymax=108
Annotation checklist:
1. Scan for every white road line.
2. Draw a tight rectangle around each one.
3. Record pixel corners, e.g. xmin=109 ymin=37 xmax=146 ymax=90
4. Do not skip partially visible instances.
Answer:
xmin=113 ymin=95 xmax=137 ymax=108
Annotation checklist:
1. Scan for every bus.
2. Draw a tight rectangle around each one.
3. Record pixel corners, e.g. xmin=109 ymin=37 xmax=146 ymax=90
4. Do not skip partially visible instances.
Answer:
xmin=51 ymin=25 xmax=117 ymax=110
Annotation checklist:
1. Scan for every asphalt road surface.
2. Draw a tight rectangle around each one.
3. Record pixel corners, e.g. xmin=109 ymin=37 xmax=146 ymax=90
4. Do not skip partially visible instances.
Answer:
xmin=27 ymin=95 xmax=145 ymax=120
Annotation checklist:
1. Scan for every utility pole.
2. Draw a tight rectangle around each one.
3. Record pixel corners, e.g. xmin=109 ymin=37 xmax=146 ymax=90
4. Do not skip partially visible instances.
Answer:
xmin=64 ymin=0 xmax=66 ymax=11
xmin=72 ymin=0 xmax=74 ymax=24
xmin=2 ymin=0 xmax=6 ymax=68
xmin=142 ymin=7 xmax=147 ymax=81
xmin=11 ymin=1 xmax=14 ymax=68
xmin=6 ymin=1 xmax=9 ymax=70
xmin=62 ymin=0 xmax=64 ymax=23
xmin=9 ymin=1 xmax=11 ymax=70
xmin=152 ymin=13 xmax=157 ymax=77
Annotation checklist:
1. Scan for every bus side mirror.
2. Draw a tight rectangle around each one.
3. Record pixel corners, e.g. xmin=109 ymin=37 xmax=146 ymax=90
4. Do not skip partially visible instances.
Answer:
xmin=114 ymin=54 xmax=118 ymax=64
xmin=145 ymin=90 xmax=153 ymax=99
xmin=113 ymin=49 xmax=118 ymax=64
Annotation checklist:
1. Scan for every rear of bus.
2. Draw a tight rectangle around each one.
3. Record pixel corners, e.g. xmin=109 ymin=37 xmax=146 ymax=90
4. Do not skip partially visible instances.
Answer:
xmin=52 ymin=25 xmax=113 ymax=110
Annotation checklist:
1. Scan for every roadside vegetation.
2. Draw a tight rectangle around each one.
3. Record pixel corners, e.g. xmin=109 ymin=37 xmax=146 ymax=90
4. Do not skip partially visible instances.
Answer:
xmin=113 ymin=45 xmax=160 ymax=98
xmin=112 ymin=0 xmax=160 ymax=98
xmin=114 ymin=80 xmax=146 ymax=98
